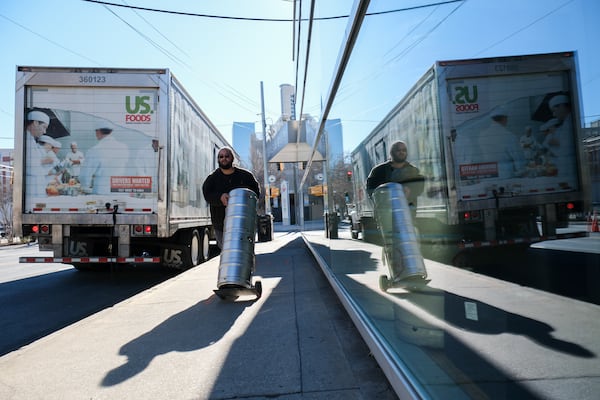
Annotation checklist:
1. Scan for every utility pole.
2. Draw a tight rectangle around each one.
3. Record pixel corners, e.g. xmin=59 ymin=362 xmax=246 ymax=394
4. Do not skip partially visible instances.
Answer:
xmin=260 ymin=81 xmax=271 ymax=215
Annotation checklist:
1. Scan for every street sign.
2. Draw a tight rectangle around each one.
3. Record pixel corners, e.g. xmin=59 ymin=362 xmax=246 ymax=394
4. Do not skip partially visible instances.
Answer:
xmin=309 ymin=185 xmax=323 ymax=196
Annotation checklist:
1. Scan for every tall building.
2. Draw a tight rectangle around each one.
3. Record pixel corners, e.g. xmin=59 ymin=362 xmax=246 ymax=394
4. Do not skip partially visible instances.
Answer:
xmin=280 ymin=84 xmax=296 ymax=121
xmin=583 ymin=121 xmax=600 ymax=206
xmin=230 ymin=84 xmax=345 ymax=225
xmin=0 ymin=148 xmax=14 ymax=190
xmin=308 ymin=117 xmax=344 ymax=164
xmin=263 ymin=84 xmax=345 ymax=225
xmin=0 ymin=148 xmax=14 ymax=235
xmin=231 ymin=122 xmax=255 ymax=169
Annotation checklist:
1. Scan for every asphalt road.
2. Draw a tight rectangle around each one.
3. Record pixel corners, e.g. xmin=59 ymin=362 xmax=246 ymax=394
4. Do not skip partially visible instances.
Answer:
xmin=0 ymin=244 xmax=180 ymax=356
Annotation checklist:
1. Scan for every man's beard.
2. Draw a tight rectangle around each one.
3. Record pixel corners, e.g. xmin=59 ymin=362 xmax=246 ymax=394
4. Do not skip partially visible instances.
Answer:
xmin=219 ymin=160 xmax=233 ymax=169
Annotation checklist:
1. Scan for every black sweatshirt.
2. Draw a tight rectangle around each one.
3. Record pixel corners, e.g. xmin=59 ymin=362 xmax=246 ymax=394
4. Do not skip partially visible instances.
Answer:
xmin=202 ymin=167 xmax=260 ymax=230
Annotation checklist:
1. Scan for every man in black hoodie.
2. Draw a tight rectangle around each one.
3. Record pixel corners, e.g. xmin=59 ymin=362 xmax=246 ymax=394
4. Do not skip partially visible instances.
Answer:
xmin=366 ymin=140 xmax=424 ymax=215
xmin=202 ymin=147 xmax=260 ymax=249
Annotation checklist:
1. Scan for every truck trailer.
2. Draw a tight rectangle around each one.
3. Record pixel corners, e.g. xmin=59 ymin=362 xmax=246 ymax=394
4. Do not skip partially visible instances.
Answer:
xmin=350 ymin=52 xmax=590 ymax=265
xmin=14 ymin=66 xmax=233 ymax=270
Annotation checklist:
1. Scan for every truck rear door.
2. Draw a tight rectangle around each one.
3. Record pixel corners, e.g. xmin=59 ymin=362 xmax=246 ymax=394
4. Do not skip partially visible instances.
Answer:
xmin=23 ymin=85 xmax=160 ymax=214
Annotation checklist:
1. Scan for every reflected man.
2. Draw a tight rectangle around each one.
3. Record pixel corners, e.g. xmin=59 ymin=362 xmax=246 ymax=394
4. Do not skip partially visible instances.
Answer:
xmin=366 ymin=140 xmax=425 ymax=215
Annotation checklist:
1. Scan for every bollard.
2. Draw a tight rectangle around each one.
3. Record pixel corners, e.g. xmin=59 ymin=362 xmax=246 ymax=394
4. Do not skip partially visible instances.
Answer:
xmin=257 ymin=214 xmax=273 ymax=242
xmin=328 ymin=212 xmax=339 ymax=239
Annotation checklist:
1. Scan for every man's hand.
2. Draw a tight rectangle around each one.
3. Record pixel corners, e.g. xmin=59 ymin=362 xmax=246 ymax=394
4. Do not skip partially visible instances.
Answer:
xmin=220 ymin=193 xmax=230 ymax=206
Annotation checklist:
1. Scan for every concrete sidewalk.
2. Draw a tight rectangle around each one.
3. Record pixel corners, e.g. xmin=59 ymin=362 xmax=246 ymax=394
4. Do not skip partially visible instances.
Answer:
xmin=0 ymin=232 xmax=397 ymax=400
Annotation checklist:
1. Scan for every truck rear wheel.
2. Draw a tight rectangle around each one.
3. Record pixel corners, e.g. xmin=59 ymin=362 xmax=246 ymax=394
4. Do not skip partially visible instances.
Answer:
xmin=189 ymin=230 xmax=201 ymax=267
xmin=200 ymin=228 xmax=210 ymax=263
xmin=188 ymin=228 xmax=211 ymax=267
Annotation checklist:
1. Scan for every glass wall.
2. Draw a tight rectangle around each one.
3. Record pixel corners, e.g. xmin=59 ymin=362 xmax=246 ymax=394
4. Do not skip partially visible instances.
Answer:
xmin=299 ymin=1 xmax=599 ymax=399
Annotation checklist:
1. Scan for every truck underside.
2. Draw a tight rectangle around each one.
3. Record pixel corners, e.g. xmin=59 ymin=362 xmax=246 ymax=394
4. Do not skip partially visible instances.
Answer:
xmin=21 ymin=224 xmax=215 ymax=271
xmin=355 ymin=204 xmax=586 ymax=268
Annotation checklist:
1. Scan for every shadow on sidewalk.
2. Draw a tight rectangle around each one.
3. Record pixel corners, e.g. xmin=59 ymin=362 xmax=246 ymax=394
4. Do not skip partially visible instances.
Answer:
xmin=102 ymin=296 xmax=253 ymax=386
xmin=102 ymin=238 xmax=306 ymax=388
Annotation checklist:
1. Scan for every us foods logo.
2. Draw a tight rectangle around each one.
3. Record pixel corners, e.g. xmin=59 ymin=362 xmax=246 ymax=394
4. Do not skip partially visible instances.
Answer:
xmin=125 ymin=95 xmax=153 ymax=123
xmin=452 ymin=85 xmax=479 ymax=113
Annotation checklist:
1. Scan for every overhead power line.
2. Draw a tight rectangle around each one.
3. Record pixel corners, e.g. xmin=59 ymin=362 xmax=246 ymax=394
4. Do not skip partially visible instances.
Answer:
xmin=98 ymin=4 xmax=267 ymax=117
xmin=102 ymin=5 xmax=192 ymax=69
xmin=0 ymin=13 xmax=100 ymax=65
xmin=122 ymin=0 xmax=191 ymax=59
xmin=84 ymin=0 xmax=464 ymax=122
xmin=473 ymin=0 xmax=576 ymax=57
xmin=82 ymin=0 xmax=465 ymax=22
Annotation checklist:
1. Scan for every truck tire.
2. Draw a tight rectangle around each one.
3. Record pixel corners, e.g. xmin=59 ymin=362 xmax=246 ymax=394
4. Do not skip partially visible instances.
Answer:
xmin=189 ymin=229 xmax=202 ymax=267
xmin=200 ymin=228 xmax=210 ymax=263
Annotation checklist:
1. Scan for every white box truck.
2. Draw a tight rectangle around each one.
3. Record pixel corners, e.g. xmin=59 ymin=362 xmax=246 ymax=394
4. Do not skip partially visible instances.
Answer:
xmin=350 ymin=52 xmax=590 ymax=265
xmin=14 ymin=66 xmax=233 ymax=270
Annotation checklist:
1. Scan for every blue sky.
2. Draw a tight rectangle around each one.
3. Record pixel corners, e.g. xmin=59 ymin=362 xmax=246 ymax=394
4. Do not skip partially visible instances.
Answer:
xmin=1 ymin=0 xmax=599 ymax=153
xmin=0 ymin=0 xmax=301 ymax=148
xmin=308 ymin=0 xmax=600 ymax=152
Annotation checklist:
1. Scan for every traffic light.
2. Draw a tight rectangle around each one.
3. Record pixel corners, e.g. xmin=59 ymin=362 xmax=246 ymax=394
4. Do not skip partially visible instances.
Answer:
xmin=346 ymin=170 xmax=352 ymax=181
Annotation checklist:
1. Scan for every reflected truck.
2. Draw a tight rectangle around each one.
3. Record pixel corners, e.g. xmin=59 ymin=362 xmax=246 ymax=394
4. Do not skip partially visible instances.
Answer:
xmin=350 ymin=52 xmax=590 ymax=266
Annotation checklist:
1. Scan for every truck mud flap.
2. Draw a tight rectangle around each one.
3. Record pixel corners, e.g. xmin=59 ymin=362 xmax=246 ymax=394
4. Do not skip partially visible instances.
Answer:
xmin=160 ymin=242 xmax=195 ymax=270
